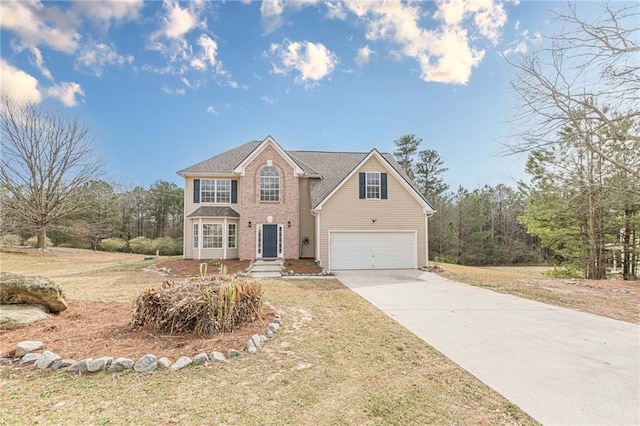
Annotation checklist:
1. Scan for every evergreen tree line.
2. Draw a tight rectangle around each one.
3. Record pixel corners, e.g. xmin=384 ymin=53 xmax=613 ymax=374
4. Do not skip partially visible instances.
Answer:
xmin=1 ymin=179 xmax=184 ymax=253
xmin=394 ymin=132 xmax=639 ymax=279
xmin=394 ymin=135 xmax=543 ymax=267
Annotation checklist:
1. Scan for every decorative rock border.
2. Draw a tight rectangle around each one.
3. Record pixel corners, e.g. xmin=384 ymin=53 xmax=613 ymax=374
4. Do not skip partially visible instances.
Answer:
xmin=0 ymin=307 xmax=282 ymax=375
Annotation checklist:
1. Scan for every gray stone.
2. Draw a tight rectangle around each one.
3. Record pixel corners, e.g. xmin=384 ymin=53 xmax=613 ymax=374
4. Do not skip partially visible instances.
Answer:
xmin=171 ymin=356 xmax=192 ymax=371
xmin=0 ymin=304 xmax=49 ymax=328
xmin=50 ymin=359 xmax=75 ymax=371
xmin=15 ymin=340 xmax=44 ymax=357
xmin=67 ymin=359 xmax=92 ymax=373
xmin=0 ymin=272 xmax=67 ymax=312
xmin=273 ymin=317 xmax=282 ymax=326
xmin=34 ymin=350 xmax=60 ymax=369
xmin=268 ymin=322 xmax=280 ymax=333
xmin=107 ymin=357 xmax=134 ymax=373
xmin=251 ymin=334 xmax=263 ymax=348
xmin=134 ymin=354 xmax=157 ymax=372
xmin=266 ymin=329 xmax=274 ymax=338
xmin=19 ymin=353 xmax=41 ymax=366
xmin=209 ymin=351 xmax=225 ymax=362
xmin=246 ymin=340 xmax=257 ymax=354
xmin=226 ymin=349 xmax=241 ymax=359
xmin=192 ymin=353 xmax=208 ymax=365
xmin=86 ymin=356 xmax=113 ymax=373
xmin=158 ymin=357 xmax=171 ymax=369
xmin=1 ymin=358 xmax=13 ymax=366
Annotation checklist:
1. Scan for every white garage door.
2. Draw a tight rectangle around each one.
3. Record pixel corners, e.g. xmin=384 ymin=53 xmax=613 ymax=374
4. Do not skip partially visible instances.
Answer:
xmin=329 ymin=231 xmax=417 ymax=270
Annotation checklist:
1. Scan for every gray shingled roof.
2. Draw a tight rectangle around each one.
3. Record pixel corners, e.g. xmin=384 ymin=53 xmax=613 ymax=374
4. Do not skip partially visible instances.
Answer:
xmin=177 ymin=140 xmax=429 ymax=210
xmin=177 ymin=141 xmax=261 ymax=175
xmin=187 ymin=206 xmax=240 ymax=218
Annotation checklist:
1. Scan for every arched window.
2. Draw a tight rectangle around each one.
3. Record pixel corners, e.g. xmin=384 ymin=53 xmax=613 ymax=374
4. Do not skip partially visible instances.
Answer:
xmin=260 ymin=167 xmax=279 ymax=201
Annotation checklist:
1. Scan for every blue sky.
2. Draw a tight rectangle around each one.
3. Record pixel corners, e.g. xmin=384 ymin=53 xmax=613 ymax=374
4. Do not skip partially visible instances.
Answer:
xmin=0 ymin=1 xmax=605 ymax=191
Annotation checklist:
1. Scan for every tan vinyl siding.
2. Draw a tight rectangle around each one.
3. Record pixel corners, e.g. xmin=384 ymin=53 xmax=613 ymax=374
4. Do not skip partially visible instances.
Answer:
xmin=319 ymin=156 xmax=426 ymax=269
xmin=298 ymin=177 xmax=315 ymax=258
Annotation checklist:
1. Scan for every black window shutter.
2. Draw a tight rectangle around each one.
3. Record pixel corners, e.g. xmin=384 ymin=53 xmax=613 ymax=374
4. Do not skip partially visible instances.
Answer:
xmin=381 ymin=173 xmax=388 ymax=199
xmin=193 ymin=179 xmax=200 ymax=203
xmin=231 ymin=180 xmax=238 ymax=204
xmin=359 ymin=173 xmax=365 ymax=199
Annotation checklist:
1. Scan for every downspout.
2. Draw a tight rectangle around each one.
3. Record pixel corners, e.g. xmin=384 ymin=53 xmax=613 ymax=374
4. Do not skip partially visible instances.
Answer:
xmin=223 ymin=217 xmax=228 ymax=259
xmin=311 ymin=210 xmax=321 ymax=265
xmin=424 ymin=211 xmax=435 ymax=268
xmin=198 ymin=217 xmax=202 ymax=260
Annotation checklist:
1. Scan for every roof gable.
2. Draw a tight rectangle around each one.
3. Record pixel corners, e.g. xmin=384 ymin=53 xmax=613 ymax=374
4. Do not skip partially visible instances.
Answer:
xmin=313 ymin=149 xmax=435 ymax=214
xmin=233 ymin=135 xmax=304 ymax=177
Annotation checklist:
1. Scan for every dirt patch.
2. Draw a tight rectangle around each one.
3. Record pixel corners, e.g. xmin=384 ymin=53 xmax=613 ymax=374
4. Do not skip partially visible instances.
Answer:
xmin=0 ymin=300 xmax=275 ymax=361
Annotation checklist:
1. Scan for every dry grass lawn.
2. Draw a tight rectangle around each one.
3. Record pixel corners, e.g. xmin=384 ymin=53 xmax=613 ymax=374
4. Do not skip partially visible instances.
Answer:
xmin=439 ymin=263 xmax=640 ymax=324
xmin=0 ymin=248 xmax=536 ymax=425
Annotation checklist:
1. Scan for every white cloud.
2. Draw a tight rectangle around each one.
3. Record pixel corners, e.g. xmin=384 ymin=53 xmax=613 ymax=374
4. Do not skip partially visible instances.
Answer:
xmin=0 ymin=59 xmax=43 ymax=103
xmin=501 ymin=29 xmax=541 ymax=57
xmin=262 ymin=96 xmax=276 ymax=104
xmin=75 ymin=0 xmax=143 ymax=29
xmin=355 ymin=45 xmax=373 ymax=66
xmin=76 ymin=41 xmax=134 ymax=76
xmin=501 ymin=41 xmax=527 ymax=56
xmin=269 ymin=40 xmax=338 ymax=85
xmin=47 ymin=82 xmax=84 ymax=106
xmin=260 ymin=0 xmax=284 ymax=34
xmin=0 ymin=0 xmax=80 ymax=53
xmin=336 ymin=0 xmax=507 ymax=85
xmin=28 ymin=47 xmax=53 ymax=80
xmin=260 ymin=0 xmax=319 ymax=33
xmin=325 ymin=2 xmax=347 ymax=20
xmin=206 ymin=105 xmax=218 ymax=115
xmin=161 ymin=0 xmax=199 ymax=39
xmin=161 ymin=85 xmax=186 ymax=95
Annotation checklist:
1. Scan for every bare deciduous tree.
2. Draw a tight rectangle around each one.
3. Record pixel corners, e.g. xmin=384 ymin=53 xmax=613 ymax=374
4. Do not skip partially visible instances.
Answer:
xmin=507 ymin=3 xmax=640 ymax=179
xmin=0 ymin=99 xmax=104 ymax=249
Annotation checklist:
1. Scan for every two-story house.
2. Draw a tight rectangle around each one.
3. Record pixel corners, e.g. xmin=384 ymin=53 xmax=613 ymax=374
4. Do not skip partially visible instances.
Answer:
xmin=177 ymin=136 xmax=435 ymax=271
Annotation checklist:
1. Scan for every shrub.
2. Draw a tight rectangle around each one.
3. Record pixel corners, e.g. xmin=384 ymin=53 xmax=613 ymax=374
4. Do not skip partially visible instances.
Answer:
xmin=100 ymin=238 xmax=127 ymax=252
xmin=154 ymin=237 xmax=183 ymax=256
xmin=0 ymin=234 xmax=23 ymax=247
xmin=131 ymin=275 xmax=264 ymax=335
xmin=25 ymin=236 xmax=53 ymax=247
xmin=545 ymin=264 xmax=581 ymax=279
xmin=128 ymin=237 xmax=155 ymax=255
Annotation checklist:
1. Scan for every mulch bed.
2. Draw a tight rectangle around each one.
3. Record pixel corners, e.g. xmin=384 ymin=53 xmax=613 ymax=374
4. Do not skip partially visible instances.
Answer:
xmin=0 ymin=300 xmax=275 ymax=361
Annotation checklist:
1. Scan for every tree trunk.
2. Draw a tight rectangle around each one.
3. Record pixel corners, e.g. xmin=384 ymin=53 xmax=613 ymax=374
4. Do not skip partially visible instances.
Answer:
xmin=37 ymin=227 xmax=47 ymax=250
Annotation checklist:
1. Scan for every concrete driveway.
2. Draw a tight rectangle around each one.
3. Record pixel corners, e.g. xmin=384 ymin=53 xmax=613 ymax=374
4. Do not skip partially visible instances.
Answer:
xmin=336 ymin=269 xmax=640 ymax=426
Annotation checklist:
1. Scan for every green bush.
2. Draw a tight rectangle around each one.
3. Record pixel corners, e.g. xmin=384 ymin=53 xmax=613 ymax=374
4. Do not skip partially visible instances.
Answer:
xmin=128 ymin=237 xmax=156 ymax=255
xmin=545 ymin=264 xmax=581 ymax=279
xmin=0 ymin=234 xmax=23 ymax=247
xmin=154 ymin=237 xmax=183 ymax=256
xmin=100 ymin=238 xmax=128 ymax=252
xmin=25 ymin=236 xmax=53 ymax=247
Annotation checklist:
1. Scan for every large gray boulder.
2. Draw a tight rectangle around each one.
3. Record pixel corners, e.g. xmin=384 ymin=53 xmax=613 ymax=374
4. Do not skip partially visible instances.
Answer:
xmin=0 ymin=304 xmax=49 ymax=328
xmin=0 ymin=272 xmax=67 ymax=313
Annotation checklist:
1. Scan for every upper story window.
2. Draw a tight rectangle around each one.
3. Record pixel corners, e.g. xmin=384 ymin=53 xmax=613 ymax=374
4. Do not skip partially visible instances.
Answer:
xmin=260 ymin=167 xmax=280 ymax=202
xmin=366 ymin=172 xmax=380 ymax=199
xmin=201 ymin=179 xmax=231 ymax=203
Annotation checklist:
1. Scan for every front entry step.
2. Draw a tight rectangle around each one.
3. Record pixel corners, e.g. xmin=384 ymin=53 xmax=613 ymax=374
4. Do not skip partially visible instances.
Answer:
xmin=248 ymin=259 xmax=283 ymax=278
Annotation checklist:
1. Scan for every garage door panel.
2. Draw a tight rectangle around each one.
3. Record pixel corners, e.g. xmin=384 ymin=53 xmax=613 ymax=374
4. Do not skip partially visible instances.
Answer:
xmin=330 ymin=231 xmax=416 ymax=270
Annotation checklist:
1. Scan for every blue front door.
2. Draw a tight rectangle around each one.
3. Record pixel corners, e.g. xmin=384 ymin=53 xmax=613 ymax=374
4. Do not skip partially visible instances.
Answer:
xmin=262 ymin=224 xmax=278 ymax=258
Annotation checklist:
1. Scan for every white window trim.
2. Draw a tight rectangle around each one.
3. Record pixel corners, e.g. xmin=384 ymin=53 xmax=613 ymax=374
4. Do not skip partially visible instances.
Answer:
xmin=193 ymin=223 xmax=199 ymax=249
xmin=259 ymin=167 xmax=280 ymax=202
xmin=200 ymin=179 xmax=232 ymax=204
xmin=365 ymin=171 xmax=381 ymax=200
xmin=255 ymin=223 xmax=284 ymax=258
xmin=202 ymin=223 xmax=223 ymax=249
xmin=228 ymin=223 xmax=237 ymax=249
